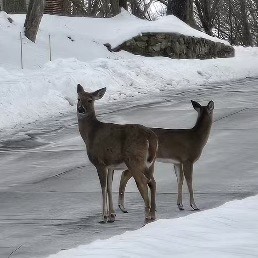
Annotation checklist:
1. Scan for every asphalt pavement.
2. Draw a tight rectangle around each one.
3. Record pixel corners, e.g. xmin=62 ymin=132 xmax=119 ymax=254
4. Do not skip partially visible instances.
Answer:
xmin=1 ymin=77 xmax=258 ymax=258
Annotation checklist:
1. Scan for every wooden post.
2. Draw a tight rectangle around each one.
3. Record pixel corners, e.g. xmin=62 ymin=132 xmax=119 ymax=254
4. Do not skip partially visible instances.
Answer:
xmin=20 ymin=32 xmax=24 ymax=69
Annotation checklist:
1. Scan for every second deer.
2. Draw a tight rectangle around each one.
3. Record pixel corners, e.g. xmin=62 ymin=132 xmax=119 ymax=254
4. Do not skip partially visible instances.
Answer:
xmin=118 ymin=100 xmax=214 ymax=212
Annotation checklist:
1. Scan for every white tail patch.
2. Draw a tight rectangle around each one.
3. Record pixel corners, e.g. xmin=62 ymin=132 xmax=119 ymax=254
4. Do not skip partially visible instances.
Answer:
xmin=108 ymin=163 xmax=127 ymax=170
xmin=156 ymin=158 xmax=180 ymax=164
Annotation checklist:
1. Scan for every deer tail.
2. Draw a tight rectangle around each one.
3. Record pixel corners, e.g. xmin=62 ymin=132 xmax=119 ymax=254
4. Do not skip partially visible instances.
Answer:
xmin=146 ymin=130 xmax=158 ymax=164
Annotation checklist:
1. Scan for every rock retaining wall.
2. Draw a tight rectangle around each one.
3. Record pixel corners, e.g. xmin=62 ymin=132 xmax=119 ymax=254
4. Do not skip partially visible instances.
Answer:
xmin=111 ymin=33 xmax=234 ymax=59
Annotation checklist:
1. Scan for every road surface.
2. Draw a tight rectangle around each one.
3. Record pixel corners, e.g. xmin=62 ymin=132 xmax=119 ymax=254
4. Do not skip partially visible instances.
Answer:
xmin=1 ymin=77 xmax=258 ymax=258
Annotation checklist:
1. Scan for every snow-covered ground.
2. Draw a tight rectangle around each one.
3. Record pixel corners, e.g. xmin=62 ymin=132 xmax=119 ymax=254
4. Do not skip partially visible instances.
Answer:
xmin=47 ymin=195 xmax=258 ymax=258
xmin=1 ymin=10 xmax=258 ymax=131
xmin=1 ymin=9 xmax=258 ymax=258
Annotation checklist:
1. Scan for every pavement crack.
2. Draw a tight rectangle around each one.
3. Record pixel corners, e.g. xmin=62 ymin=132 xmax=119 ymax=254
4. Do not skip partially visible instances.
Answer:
xmin=8 ymin=245 xmax=22 ymax=258
xmin=213 ymin=107 xmax=250 ymax=123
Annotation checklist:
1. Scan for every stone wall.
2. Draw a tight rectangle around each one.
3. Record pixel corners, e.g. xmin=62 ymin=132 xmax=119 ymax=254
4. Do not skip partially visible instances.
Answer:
xmin=111 ymin=33 xmax=234 ymax=59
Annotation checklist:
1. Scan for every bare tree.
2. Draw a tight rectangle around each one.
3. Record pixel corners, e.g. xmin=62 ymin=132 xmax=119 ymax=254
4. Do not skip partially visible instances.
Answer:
xmin=195 ymin=0 xmax=221 ymax=36
xmin=127 ymin=0 xmax=160 ymax=20
xmin=18 ymin=0 xmax=257 ymax=46
xmin=167 ymin=0 xmax=196 ymax=27
xmin=2 ymin=0 xmax=27 ymax=13
xmin=239 ymin=0 xmax=253 ymax=46
xmin=129 ymin=0 xmax=145 ymax=18
xmin=249 ymin=0 xmax=258 ymax=46
xmin=111 ymin=0 xmax=120 ymax=15
xmin=61 ymin=0 xmax=72 ymax=16
xmin=24 ymin=0 xmax=45 ymax=42
xmin=119 ymin=0 xmax=128 ymax=9
xmin=211 ymin=0 xmax=256 ymax=46
xmin=69 ymin=0 xmax=87 ymax=15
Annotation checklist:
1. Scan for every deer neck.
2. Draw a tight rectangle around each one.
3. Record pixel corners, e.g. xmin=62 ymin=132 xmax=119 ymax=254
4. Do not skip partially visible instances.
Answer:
xmin=192 ymin=112 xmax=213 ymax=146
xmin=77 ymin=110 xmax=99 ymax=144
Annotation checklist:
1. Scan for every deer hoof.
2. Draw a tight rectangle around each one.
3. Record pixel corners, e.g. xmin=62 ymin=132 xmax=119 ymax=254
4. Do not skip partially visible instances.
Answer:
xmin=150 ymin=210 xmax=156 ymax=221
xmin=177 ymin=204 xmax=184 ymax=211
xmin=144 ymin=217 xmax=155 ymax=225
xmin=150 ymin=217 xmax=156 ymax=222
xmin=118 ymin=204 xmax=128 ymax=213
xmin=191 ymin=204 xmax=200 ymax=211
xmin=108 ymin=213 xmax=116 ymax=223
xmin=99 ymin=215 xmax=108 ymax=224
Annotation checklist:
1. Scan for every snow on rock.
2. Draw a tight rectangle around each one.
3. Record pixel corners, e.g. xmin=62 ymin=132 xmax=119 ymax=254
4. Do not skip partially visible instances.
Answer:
xmin=47 ymin=195 xmax=258 ymax=258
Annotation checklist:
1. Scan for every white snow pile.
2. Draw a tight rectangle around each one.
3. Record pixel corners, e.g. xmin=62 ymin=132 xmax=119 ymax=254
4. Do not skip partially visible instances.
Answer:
xmin=47 ymin=195 xmax=258 ymax=258
xmin=1 ymin=10 xmax=258 ymax=131
xmin=3 ymin=9 xmax=228 ymax=68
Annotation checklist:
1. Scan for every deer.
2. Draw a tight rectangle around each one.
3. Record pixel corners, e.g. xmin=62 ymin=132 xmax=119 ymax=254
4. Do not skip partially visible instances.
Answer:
xmin=76 ymin=84 xmax=158 ymax=223
xmin=117 ymin=100 xmax=214 ymax=212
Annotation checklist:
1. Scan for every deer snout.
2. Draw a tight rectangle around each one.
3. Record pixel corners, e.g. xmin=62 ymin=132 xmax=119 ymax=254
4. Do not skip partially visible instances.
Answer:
xmin=77 ymin=105 xmax=86 ymax=114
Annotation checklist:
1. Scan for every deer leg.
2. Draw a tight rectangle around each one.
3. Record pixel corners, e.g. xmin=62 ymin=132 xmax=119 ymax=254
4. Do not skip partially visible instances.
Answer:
xmin=148 ymin=177 xmax=156 ymax=221
xmin=146 ymin=163 xmax=156 ymax=221
xmin=107 ymin=169 xmax=116 ymax=222
xmin=97 ymin=167 xmax=108 ymax=223
xmin=174 ymin=164 xmax=184 ymax=210
xmin=183 ymin=161 xmax=199 ymax=211
xmin=128 ymin=166 xmax=151 ymax=223
xmin=135 ymin=173 xmax=151 ymax=223
xmin=118 ymin=169 xmax=132 ymax=213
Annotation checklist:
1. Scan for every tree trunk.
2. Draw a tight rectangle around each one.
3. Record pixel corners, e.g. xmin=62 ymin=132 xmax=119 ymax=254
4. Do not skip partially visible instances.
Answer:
xmin=69 ymin=0 xmax=87 ymax=16
xmin=129 ymin=0 xmax=145 ymax=19
xmin=239 ymin=0 xmax=253 ymax=46
xmin=228 ymin=0 xmax=234 ymax=45
xmin=24 ymin=0 xmax=45 ymax=42
xmin=89 ymin=0 xmax=101 ymax=17
xmin=167 ymin=0 xmax=196 ymax=28
xmin=119 ymin=0 xmax=128 ymax=10
xmin=61 ymin=0 xmax=72 ymax=16
xmin=167 ymin=0 xmax=187 ymax=18
xmin=195 ymin=0 xmax=213 ymax=35
xmin=110 ymin=0 xmax=120 ymax=16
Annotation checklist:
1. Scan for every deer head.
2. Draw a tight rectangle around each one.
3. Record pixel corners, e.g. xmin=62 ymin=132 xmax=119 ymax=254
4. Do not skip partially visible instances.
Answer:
xmin=77 ymin=84 xmax=106 ymax=119
xmin=191 ymin=100 xmax=214 ymax=121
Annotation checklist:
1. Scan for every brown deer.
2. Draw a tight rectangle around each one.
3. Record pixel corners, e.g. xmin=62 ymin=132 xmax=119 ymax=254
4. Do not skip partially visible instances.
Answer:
xmin=118 ymin=100 xmax=214 ymax=212
xmin=77 ymin=84 xmax=158 ymax=223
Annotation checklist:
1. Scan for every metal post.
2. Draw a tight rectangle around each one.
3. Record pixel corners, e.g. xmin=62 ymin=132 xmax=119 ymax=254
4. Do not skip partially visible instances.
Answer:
xmin=20 ymin=32 xmax=24 ymax=69
xmin=49 ymin=34 xmax=52 ymax=61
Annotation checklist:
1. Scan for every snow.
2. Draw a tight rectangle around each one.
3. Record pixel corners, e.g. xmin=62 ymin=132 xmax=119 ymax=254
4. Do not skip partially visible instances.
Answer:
xmin=1 ymin=46 xmax=258 ymax=131
xmin=47 ymin=195 xmax=258 ymax=258
xmin=1 ymin=10 xmax=258 ymax=132
xmin=1 ymin=9 xmax=258 ymax=258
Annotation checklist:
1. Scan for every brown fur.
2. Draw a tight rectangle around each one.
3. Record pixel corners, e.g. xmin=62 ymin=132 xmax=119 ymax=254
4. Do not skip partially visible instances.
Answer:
xmin=77 ymin=84 xmax=158 ymax=223
xmin=118 ymin=100 xmax=214 ymax=212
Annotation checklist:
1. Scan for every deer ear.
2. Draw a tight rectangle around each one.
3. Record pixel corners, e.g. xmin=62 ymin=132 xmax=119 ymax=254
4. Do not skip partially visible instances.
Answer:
xmin=77 ymin=84 xmax=84 ymax=94
xmin=207 ymin=100 xmax=214 ymax=111
xmin=92 ymin=87 xmax=106 ymax=100
xmin=191 ymin=100 xmax=201 ymax=111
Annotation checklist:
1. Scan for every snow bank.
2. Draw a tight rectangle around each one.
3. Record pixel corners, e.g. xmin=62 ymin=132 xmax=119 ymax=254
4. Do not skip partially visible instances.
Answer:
xmin=47 ymin=195 xmax=258 ymax=258
xmin=1 ymin=47 xmax=258 ymax=131
xmin=2 ymin=9 xmax=227 ymax=70
xmin=1 ymin=11 xmax=258 ymax=131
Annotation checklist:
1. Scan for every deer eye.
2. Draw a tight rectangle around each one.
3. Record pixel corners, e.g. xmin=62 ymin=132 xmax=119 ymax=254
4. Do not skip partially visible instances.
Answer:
xmin=78 ymin=98 xmax=81 ymax=101
xmin=88 ymin=99 xmax=93 ymax=103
